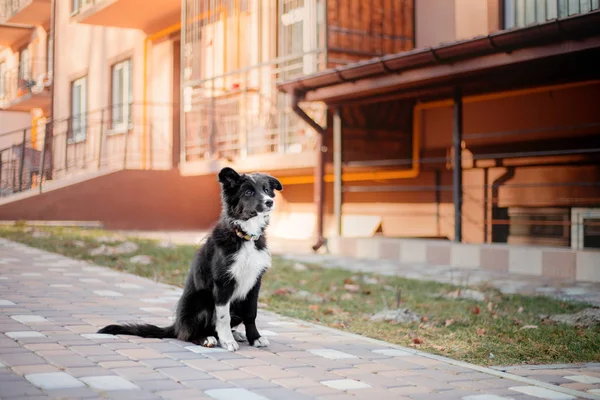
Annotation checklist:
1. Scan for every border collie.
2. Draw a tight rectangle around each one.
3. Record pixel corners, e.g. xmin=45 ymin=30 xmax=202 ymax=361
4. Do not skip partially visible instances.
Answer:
xmin=98 ymin=167 xmax=282 ymax=351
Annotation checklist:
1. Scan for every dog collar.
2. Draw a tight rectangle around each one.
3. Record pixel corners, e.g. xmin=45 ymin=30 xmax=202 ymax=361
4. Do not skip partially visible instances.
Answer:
xmin=235 ymin=228 xmax=261 ymax=241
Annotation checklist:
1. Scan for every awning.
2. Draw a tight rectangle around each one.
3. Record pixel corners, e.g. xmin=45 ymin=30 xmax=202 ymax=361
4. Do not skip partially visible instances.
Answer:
xmin=277 ymin=11 xmax=600 ymax=104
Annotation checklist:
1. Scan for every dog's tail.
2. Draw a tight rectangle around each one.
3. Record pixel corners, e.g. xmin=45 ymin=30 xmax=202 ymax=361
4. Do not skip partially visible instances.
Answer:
xmin=98 ymin=323 xmax=176 ymax=339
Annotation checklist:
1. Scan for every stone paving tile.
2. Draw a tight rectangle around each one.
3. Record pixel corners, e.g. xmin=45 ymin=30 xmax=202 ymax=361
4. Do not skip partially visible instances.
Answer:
xmin=2 ymin=239 xmax=599 ymax=400
xmin=509 ymin=385 xmax=577 ymax=399
xmin=79 ymin=375 xmax=140 ymax=391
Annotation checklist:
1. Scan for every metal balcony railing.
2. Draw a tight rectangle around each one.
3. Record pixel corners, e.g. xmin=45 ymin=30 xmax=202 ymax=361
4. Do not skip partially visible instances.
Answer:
xmin=183 ymin=54 xmax=326 ymax=163
xmin=504 ymin=0 xmax=600 ymax=29
xmin=0 ymin=59 xmax=51 ymax=109
xmin=0 ymin=102 xmax=175 ymax=198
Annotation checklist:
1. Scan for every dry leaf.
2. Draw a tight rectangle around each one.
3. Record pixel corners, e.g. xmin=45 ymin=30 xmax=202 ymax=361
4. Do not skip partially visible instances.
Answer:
xmin=432 ymin=345 xmax=446 ymax=351
xmin=344 ymin=278 xmax=355 ymax=285
xmin=472 ymin=306 xmax=481 ymax=315
xmin=518 ymin=306 xmax=524 ymax=313
xmin=477 ymin=328 xmax=486 ymax=336
xmin=330 ymin=322 xmax=346 ymax=329
xmin=308 ymin=304 xmax=320 ymax=312
xmin=421 ymin=316 xmax=429 ymax=323
xmin=273 ymin=288 xmax=290 ymax=296
xmin=412 ymin=337 xmax=423 ymax=345
xmin=487 ymin=302 xmax=494 ymax=313
xmin=445 ymin=319 xmax=455 ymax=327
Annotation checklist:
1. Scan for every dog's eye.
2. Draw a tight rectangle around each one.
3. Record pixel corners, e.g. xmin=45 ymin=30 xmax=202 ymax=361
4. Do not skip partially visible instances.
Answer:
xmin=244 ymin=189 xmax=254 ymax=197
xmin=263 ymin=187 xmax=269 ymax=194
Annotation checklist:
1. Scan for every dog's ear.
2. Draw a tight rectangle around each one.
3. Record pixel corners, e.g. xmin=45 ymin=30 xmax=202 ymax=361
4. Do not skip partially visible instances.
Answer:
xmin=218 ymin=167 xmax=241 ymax=188
xmin=267 ymin=175 xmax=283 ymax=191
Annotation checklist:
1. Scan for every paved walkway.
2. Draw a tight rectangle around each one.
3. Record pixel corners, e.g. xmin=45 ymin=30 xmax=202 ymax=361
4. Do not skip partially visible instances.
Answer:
xmin=1 ymin=238 xmax=599 ymax=400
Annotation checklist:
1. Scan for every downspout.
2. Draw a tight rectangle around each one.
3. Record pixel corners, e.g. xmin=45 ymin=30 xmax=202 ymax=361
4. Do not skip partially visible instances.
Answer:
xmin=291 ymin=91 xmax=326 ymax=251
xmin=46 ymin=0 xmax=56 ymax=181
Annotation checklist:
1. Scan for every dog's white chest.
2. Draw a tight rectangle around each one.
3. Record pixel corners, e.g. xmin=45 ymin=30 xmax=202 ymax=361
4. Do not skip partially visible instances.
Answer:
xmin=229 ymin=241 xmax=271 ymax=301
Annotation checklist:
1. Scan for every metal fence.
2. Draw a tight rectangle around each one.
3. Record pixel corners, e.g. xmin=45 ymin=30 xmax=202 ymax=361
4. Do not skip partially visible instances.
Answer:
xmin=504 ymin=0 xmax=600 ymax=29
xmin=0 ymin=103 xmax=175 ymax=198
xmin=0 ymin=59 xmax=51 ymax=110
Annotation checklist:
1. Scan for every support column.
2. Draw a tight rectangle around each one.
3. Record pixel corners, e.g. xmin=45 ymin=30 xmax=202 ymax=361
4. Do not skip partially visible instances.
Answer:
xmin=453 ymin=89 xmax=463 ymax=242
xmin=333 ymin=107 xmax=343 ymax=236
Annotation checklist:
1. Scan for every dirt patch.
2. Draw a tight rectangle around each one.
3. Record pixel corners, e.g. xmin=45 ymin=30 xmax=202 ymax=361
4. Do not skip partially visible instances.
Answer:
xmin=547 ymin=307 xmax=600 ymax=327
xmin=370 ymin=308 xmax=421 ymax=324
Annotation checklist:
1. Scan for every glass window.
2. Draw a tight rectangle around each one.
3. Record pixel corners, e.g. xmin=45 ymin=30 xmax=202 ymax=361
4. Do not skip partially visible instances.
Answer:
xmin=111 ymin=59 xmax=132 ymax=131
xmin=71 ymin=76 xmax=87 ymax=142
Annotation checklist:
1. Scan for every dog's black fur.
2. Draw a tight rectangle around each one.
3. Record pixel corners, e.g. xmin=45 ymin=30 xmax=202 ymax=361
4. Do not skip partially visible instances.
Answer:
xmin=98 ymin=167 xmax=282 ymax=350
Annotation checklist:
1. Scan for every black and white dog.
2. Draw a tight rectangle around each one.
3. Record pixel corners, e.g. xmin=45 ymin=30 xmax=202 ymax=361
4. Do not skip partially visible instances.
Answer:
xmin=98 ymin=167 xmax=282 ymax=351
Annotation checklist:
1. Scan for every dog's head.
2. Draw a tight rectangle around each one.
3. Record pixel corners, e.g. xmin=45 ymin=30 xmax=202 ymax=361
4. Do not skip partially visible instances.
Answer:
xmin=218 ymin=167 xmax=283 ymax=225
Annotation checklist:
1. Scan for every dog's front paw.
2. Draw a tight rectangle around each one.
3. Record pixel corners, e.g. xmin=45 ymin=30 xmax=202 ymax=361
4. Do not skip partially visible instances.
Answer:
xmin=251 ymin=337 xmax=269 ymax=348
xmin=232 ymin=330 xmax=247 ymax=342
xmin=220 ymin=340 xmax=240 ymax=352
xmin=201 ymin=336 xmax=218 ymax=347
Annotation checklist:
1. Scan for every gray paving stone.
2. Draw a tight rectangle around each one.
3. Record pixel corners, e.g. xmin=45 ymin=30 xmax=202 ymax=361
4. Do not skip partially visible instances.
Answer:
xmin=180 ymin=378 xmax=236 ymax=390
xmin=25 ymin=372 xmax=85 ymax=389
xmin=159 ymin=366 xmax=213 ymax=381
xmin=321 ymin=379 xmax=372 ymax=390
xmin=509 ymin=386 xmax=576 ymax=399
xmin=205 ymin=388 xmax=270 ymax=400
xmin=132 ymin=378 xmax=187 ymax=392
xmin=5 ymin=331 xmax=46 ymax=339
xmin=139 ymin=358 xmax=183 ymax=369
xmin=0 ymin=352 xmax=47 ymax=367
xmin=231 ymin=378 xmax=281 ymax=389
xmin=80 ymin=375 xmax=140 ymax=391
xmin=308 ymin=349 xmax=358 ymax=360
xmin=0 ymin=380 xmax=45 ymax=398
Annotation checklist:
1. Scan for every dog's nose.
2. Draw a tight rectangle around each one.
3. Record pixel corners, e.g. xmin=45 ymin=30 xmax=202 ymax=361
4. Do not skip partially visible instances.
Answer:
xmin=265 ymin=199 xmax=273 ymax=208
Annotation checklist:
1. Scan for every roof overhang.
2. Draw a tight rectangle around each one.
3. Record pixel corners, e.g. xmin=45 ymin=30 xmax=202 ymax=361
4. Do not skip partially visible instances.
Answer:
xmin=71 ymin=0 xmax=181 ymax=34
xmin=0 ymin=23 xmax=34 ymax=50
xmin=278 ymin=11 xmax=600 ymax=105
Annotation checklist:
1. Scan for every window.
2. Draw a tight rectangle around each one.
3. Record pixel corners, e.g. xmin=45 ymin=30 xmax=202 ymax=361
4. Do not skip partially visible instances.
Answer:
xmin=571 ymin=208 xmax=600 ymax=250
xmin=111 ymin=59 xmax=132 ymax=132
xmin=47 ymin=35 xmax=53 ymax=76
xmin=504 ymin=0 xmax=600 ymax=29
xmin=0 ymin=62 xmax=6 ymax=100
xmin=71 ymin=76 xmax=87 ymax=142
xmin=18 ymin=47 xmax=31 ymax=82
xmin=508 ymin=207 xmax=570 ymax=247
xmin=72 ymin=0 xmax=93 ymax=14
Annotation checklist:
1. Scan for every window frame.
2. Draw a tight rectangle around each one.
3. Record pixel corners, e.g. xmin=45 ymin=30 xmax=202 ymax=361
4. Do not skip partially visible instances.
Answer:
xmin=18 ymin=46 xmax=32 ymax=82
xmin=110 ymin=58 xmax=133 ymax=134
xmin=0 ymin=61 xmax=6 ymax=101
xmin=70 ymin=75 xmax=88 ymax=143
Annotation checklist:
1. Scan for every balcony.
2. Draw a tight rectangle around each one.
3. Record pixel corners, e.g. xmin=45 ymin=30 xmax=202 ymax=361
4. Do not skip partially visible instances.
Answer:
xmin=0 ymin=59 xmax=51 ymax=112
xmin=1 ymin=0 xmax=51 ymax=26
xmin=70 ymin=0 xmax=180 ymax=34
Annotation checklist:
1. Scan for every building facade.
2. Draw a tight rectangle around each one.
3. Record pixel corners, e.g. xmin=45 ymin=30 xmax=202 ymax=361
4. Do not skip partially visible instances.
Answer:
xmin=0 ymin=1 xmax=599 ymax=277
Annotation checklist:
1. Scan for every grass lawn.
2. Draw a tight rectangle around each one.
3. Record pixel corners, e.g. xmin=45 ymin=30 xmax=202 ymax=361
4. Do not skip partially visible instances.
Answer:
xmin=1 ymin=224 xmax=598 ymax=366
